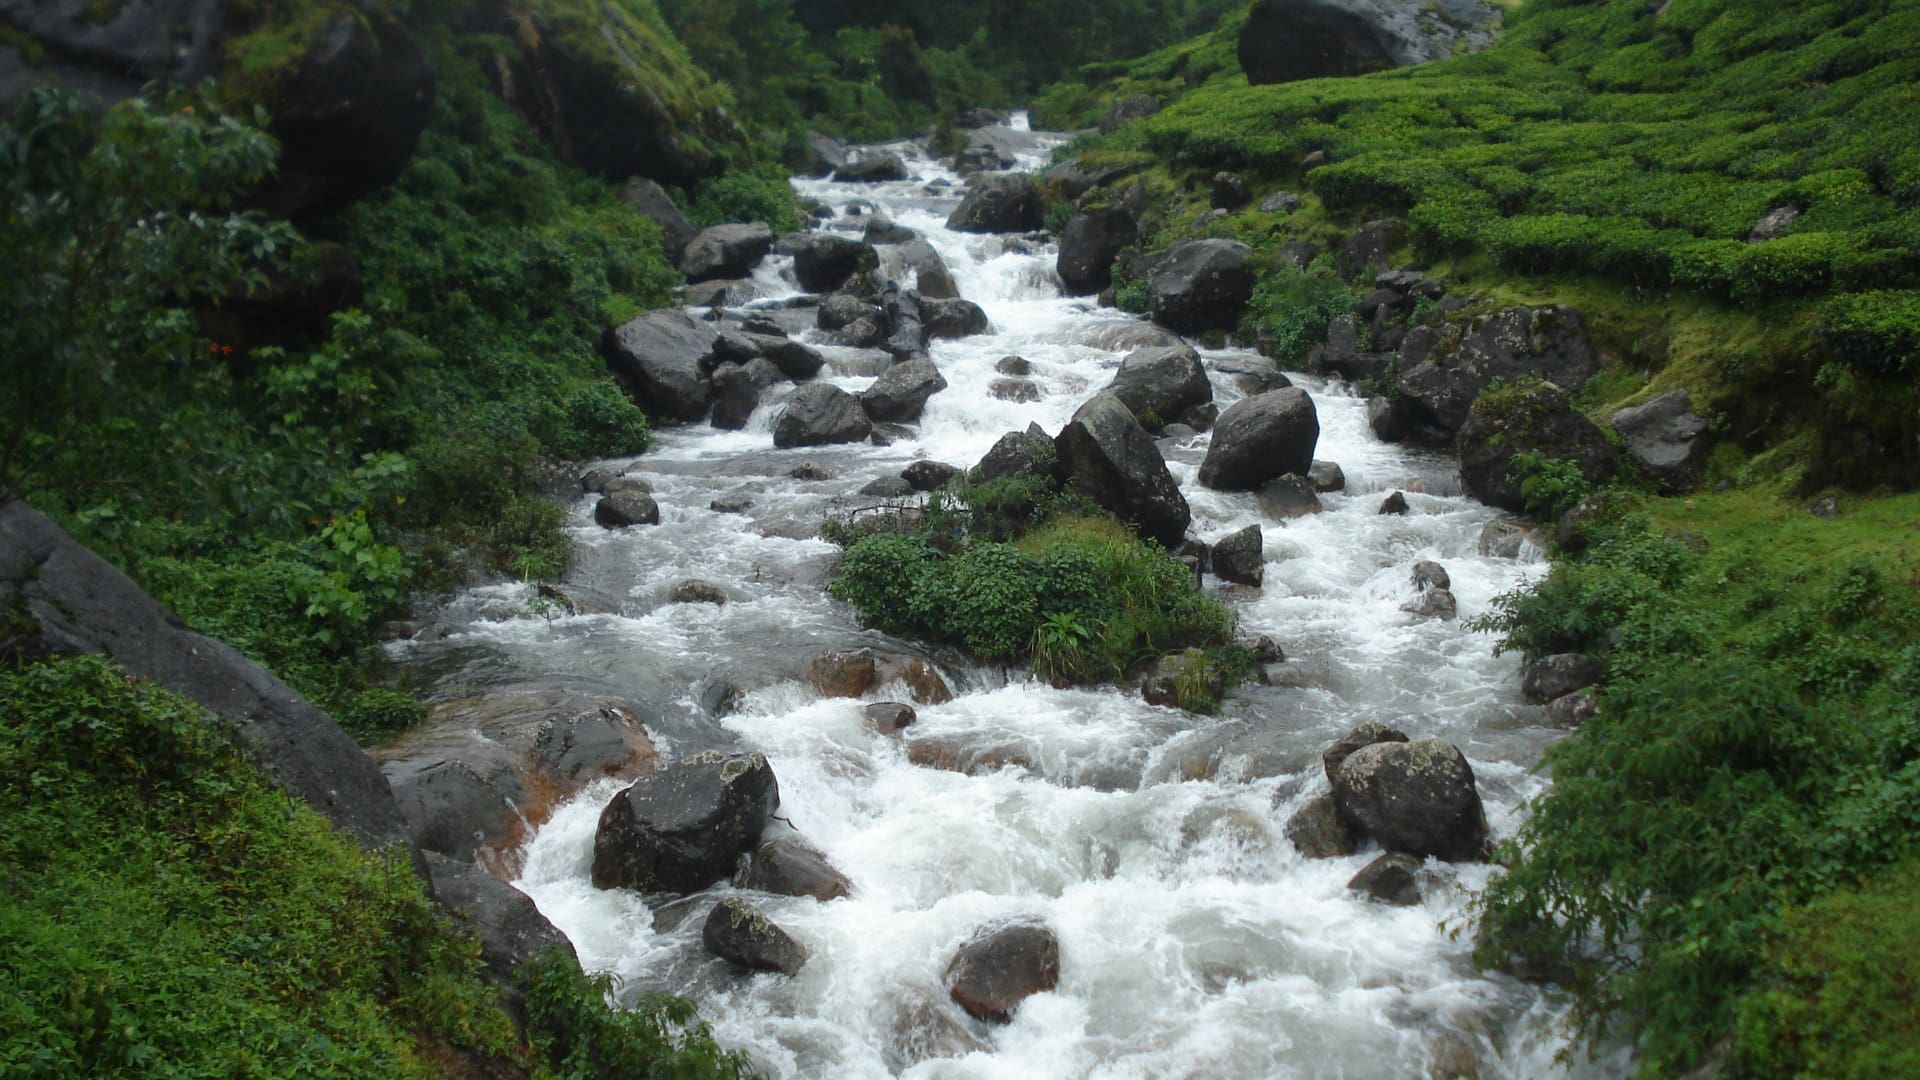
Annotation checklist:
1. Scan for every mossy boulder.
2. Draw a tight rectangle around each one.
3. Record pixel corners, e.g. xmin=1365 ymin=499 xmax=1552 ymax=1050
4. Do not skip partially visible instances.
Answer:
xmin=1456 ymin=378 xmax=1619 ymax=515
xmin=1331 ymin=738 xmax=1488 ymax=862
xmin=1396 ymin=304 xmax=1601 ymax=437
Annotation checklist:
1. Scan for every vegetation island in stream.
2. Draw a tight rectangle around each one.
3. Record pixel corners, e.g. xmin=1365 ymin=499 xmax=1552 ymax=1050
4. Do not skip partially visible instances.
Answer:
xmin=3 ymin=0 xmax=1918 ymax=1075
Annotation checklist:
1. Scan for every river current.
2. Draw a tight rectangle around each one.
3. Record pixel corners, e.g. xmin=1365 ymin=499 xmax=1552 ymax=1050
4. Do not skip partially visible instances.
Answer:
xmin=396 ymin=119 xmax=1624 ymax=1078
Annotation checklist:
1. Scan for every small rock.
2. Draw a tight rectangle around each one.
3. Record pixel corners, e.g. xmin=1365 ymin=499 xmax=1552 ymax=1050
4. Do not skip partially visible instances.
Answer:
xmin=1210 ymin=171 xmax=1250 ymax=209
xmin=1257 ymin=475 xmax=1323 ymax=519
xmin=1403 ymin=588 xmax=1458 ymax=620
xmin=865 ymin=702 xmax=917 ymax=735
xmin=861 ymin=476 xmax=916 ymax=498
xmin=736 ymin=834 xmax=853 ymax=901
xmin=595 ymin=491 xmax=660 ymax=528
xmin=1348 ymin=853 xmax=1423 ymax=906
xmin=667 ymin=580 xmax=728 ymax=605
xmin=1285 ymin=794 xmax=1358 ymax=858
xmin=704 ymin=896 xmax=808 ymax=975
xmin=1748 ymin=205 xmax=1801 ymax=243
xmin=995 ymin=355 xmax=1032 ymax=376
xmin=1307 ymin=460 xmax=1346 ymax=493
xmin=1251 ymin=636 xmax=1285 ymax=664
xmin=710 ymin=494 xmax=753 ymax=514
xmin=1808 ymin=497 xmax=1840 ymax=518
xmin=1543 ymin=689 xmax=1599 ymax=729
xmin=1259 ymin=190 xmax=1303 ymax=214
xmin=789 ymin=462 xmax=832 ymax=481
xmin=991 ymin=378 xmax=1042 ymax=402
xmin=1213 ymin=524 xmax=1264 ymax=587
xmin=1378 ymin=492 xmax=1410 ymax=516
xmin=1411 ymin=561 xmax=1451 ymax=592
xmin=1477 ymin=517 xmax=1534 ymax=558
xmin=902 ymin=461 xmax=959 ymax=491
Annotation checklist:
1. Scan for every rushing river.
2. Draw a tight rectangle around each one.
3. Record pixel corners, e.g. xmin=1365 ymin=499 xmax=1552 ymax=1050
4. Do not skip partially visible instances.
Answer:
xmin=400 ymin=118 xmax=1623 ymax=1077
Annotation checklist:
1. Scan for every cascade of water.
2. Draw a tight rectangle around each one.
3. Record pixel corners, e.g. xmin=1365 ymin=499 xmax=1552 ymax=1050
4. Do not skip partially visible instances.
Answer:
xmin=400 ymin=117 xmax=1621 ymax=1078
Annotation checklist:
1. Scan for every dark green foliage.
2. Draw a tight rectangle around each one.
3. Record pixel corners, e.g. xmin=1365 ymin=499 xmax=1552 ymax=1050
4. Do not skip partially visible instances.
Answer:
xmin=1472 ymin=497 xmax=1920 ymax=1073
xmin=1819 ymin=290 xmax=1920 ymax=375
xmin=1508 ymin=450 xmax=1596 ymax=522
xmin=1241 ymin=262 xmax=1357 ymax=365
xmin=516 ymin=951 xmax=753 ymax=1079
xmin=686 ymin=166 xmax=803 ymax=234
xmin=0 ymin=656 xmax=523 ymax=1075
xmin=828 ymin=491 xmax=1236 ymax=680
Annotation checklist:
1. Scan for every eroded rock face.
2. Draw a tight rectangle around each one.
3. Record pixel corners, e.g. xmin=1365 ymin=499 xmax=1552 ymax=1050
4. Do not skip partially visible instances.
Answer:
xmin=945 ymin=920 xmax=1061 ymax=1023
xmin=1146 ymin=239 xmax=1256 ymax=334
xmin=621 ymin=178 xmax=697 ymax=259
xmin=704 ymin=896 xmax=808 ymax=975
xmin=1396 ymin=305 xmax=1600 ymax=437
xmin=1238 ymin=0 xmax=1504 ymax=86
xmin=1104 ymin=345 xmax=1213 ymax=434
xmin=1456 ymin=379 xmax=1618 ymax=514
xmin=424 ymin=852 xmax=576 ymax=981
xmin=1332 ymin=739 xmax=1488 ymax=862
xmin=1055 ymin=393 xmax=1191 ymax=548
xmin=1198 ymin=388 xmax=1320 ymax=491
xmin=1610 ymin=389 xmax=1710 ymax=492
xmin=590 ymin=751 xmax=779 ymax=894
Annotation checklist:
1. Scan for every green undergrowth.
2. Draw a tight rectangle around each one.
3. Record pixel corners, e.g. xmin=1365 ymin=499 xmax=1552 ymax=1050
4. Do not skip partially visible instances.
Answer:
xmin=1470 ymin=488 xmax=1920 ymax=1074
xmin=0 ymin=654 xmax=750 ymax=1076
xmin=825 ymin=479 xmax=1239 ymax=706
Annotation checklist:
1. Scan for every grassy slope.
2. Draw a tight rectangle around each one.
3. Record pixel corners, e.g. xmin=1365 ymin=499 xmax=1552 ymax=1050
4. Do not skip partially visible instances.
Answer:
xmin=1034 ymin=1 xmax=1920 ymax=1072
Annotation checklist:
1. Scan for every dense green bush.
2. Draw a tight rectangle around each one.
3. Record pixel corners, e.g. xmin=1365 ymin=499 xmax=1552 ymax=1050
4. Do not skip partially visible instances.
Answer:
xmin=1819 ymin=290 xmax=1920 ymax=375
xmin=1240 ymin=261 xmax=1358 ymax=365
xmin=686 ymin=167 xmax=803 ymax=234
xmin=1472 ymin=495 xmax=1920 ymax=1073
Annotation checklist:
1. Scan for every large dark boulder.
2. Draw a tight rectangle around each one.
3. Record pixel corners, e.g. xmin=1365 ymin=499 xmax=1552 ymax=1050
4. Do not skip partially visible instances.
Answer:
xmin=1331 ymin=739 xmax=1488 ymax=862
xmin=1336 ymin=218 xmax=1409 ymax=277
xmin=1523 ymin=653 xmax=1601 ymax=704
xmin=1456 ymin=379 xmax=1618 ymax=514
xmin=1396 ymin=305 xmax=1600 ymax=436
xmin=1348 ymin=852 xmax=1423 ymax=906
xmin=901 ymin=240 xmax=960 ymax=301
xmin=595 ymin=490 xmax=660 ymax=527
xmin=1286 ymin=794 xmax=1359 ymax=858
xmin=862 ymin=358 xmax=949 ymax=423
xmin=708 ymin=362 xmax=761 ymax=430
xmin=774 ymin=383 xmax=874 ymax=448
xmin=1610 ymin=390 xmax=1710 ymax=492
xmin=1146 ymin=240 xmax=1256 ymax=334
xmin=0 ymin=501 xmax=413 ymax=852
xmin=602 ymin=309 xmax=719 ymax=422
xmin=704 ymin=897 xmax=808 ymax=975
xmin=835 ymin=153 xmax=909 ymax=182
xmin=424 ymin=852 xmax=576 ymax=982
xmin=1104 ymin=345 xmax=1213 ymax=433
xmin=1197 ymin=388 xmax=1320 ymax=491
xmin=620 ymin=178 xmax=697 ymax=259
xmin=791 ymin=234 xmax=878 ymax=294
xmin=800 ymin=132 xmax=847 ymax=178
xmin=921 ymin=297 xmax=990 ymax=340
xmin=681 ymin=223 xmax=776 ymax=283
xmin=1056 ymin=207 xmax=1140 ymax=295
xmin=1238 ymin=0 xmax=1504 ymax=86
xmin=1055 ymin=393 xmax=1191 ymax=548
xmin=947 ymin=173 xmax=1043 ymax=234
xmin=590 ymin=751 xmax=779 ymax=894
xmin=945 ymin=920 xmax=1061 ymax=1023
xmin=954 ymin=125 xmax=1037 ymax=174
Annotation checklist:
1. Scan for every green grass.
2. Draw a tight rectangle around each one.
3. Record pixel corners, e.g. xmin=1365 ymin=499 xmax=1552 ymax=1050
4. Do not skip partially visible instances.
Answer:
xmin=1471 ymin=488 xmax=1920 ymax=1073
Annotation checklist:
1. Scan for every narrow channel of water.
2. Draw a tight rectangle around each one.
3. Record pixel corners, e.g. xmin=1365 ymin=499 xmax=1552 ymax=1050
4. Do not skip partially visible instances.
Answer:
xmin=398 ymin=120 xmax=1621 ymax=1078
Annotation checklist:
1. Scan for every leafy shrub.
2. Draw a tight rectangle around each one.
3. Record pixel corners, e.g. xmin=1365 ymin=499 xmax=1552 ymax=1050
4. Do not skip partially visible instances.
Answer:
xmin=1242 ymin=263 xmax=1358 ymax=365
xmin=1819 ymin=290 xmax=1920 ymax=375
xmin=687 ymin=167 xmax=802 ymax=234
xmin=1507 ymin=450 xmax=1596 ymax=522
xmin=516 ymin=950 xmax=752 ymax=1079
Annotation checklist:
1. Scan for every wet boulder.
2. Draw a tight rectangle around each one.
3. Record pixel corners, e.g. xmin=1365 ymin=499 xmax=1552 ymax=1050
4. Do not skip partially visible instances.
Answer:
xmin=602 ymin=309 xmax=720 ymax=423
xmin=862 ymin=358 xmax=949 ymax=423
xmin=1146 ymin=239 xmax=1256 ymax=334
xmin=902 ymin=240 xmax=961 ymax=301
xmin=1323 ymin=722 xmax=1410 ymax=785
xmin=1238 ymin=0 xmax=1503 ymax=86
xmin=595 ymin=490 xmax=661 ymax=527
xmin=864 ymin=214 xmax=918 ymax=245
xmin=774 ymin=384 xmax=874 ymax=448
xmin=1331 ymin=739 xmax=1488 ymax=862
xmin=945 ymin=920 xmax=1061 ymax=1023
xmin=1348 ymin=853 xmax=1424 ymax=906
xmin=1198 ymin=388 xmax=1320 ymax=491
xmin=708 ymin=362 xmax=761 ymax=430
xmin=680 ymin=223 xmax=776 ymax=283
xmin=1212 ymin=524 xmax=1264 ymax=587
xmin=1055 ymin=393 xmax=1191 ymax=548
xmin=1523 ymin=653 xmax=1601 ymax=704
xmin=836 ymin=153 xmax=909 ymax=182
xmin=1610 ymin=389 xmax=1710 ymax=492
xmin=667 ymin=580 xmax=728 ymax=605
xmin=791 ymin=235 xmax=878 ymax=293
xmin=1285 ymin=794 xmax=1359 ymax=858
xmin=1104 ymin=344 xmax=1213 ymax=434
xmin=902 ymin=461 xmax=960 ymax=491
xmin=620 ymin=178 xmax=697 ymax=259
xmin=861 ymin=476 xmax=916 ymax=497
xmin=1377 ymin=491 xmax=1411 ymax=515
xmin=1456 ymin=378 xmax=1617 ymax=514
xmin=591 ymin=751 xmax=780 ymax=894
xmin=1402 ymin=587 xmax=1457 ymax=620
xmin=808 ymin=648 xmax=953 ymax=705
xmin=737 ymin=833 xmax=852 ymax=901
xmin=1308 ymin=461 xmax=1347 ymax=493
xmin=1411 ymin=561 xmax=1451 ymax=592
xmin=1040 ymin=157 xmax=1140 ymax=201
xmin=864 ymin=702 xmax=918 ymax=735
xmin=947 ymin=173 xmax=1043 ymax=234
xmin=921 ymin=297 xmax=990 ymax=340
xmin=1056 ymin=207 xmax=1141 ymax=295
xmin=971 ymin=427 xmax=1060 ymax=484
xmin=425 ymin=852 xmax=576 ymax=984
xmin=820 ymin=293 xmax=883 ymax=332
xmin=991 ymin=379 xmax=1041 ymax=403
xmin=1396 ymin=305 xmax=1600 ymax=436
xmin=704 ymin=897 xmax=808 ymax=975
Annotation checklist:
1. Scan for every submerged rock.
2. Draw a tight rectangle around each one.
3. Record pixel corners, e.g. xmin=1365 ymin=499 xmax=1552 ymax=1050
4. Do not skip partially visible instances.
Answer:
xmin=737 ymin=833 xmax=853 ymax=901
xmin=1348 ymin=852 xmax=1424 ymax=906
xmin=945 ymin=920 xmax=1061 ymax=1023
xmin=704 ymin=896 xmax=808 ymax=975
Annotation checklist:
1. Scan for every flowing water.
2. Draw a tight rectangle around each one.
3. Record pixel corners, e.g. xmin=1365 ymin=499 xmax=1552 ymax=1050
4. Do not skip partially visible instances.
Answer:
xmin=395 ymin=121 xmax=1624 ymax=1078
